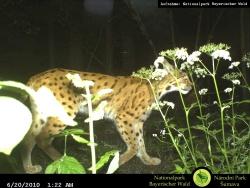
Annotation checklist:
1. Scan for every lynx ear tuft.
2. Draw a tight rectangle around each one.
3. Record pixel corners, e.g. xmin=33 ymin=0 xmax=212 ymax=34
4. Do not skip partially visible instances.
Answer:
xmin=154 ymin=56 xmax=174 ymax=73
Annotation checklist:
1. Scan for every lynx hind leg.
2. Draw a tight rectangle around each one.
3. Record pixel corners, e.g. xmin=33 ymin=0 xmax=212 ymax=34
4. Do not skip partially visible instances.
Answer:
xmin=36 ymin=117 xmax=66 ymax=161
xmin=22 ymin=117 xmax=65 ymax=173
xmin=21 ymin=119 xmax=45 ymax=174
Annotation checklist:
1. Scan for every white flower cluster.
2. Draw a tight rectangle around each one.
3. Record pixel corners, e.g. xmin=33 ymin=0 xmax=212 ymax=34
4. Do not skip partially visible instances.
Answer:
xmin=66 ymin=73 xmax=111 ymax=123
xmin=152 ymin=133 xmax=157 ymax=137
xmin=151 ymin=68 xmax=169 ymax=80
xmin=160 ymin=129 xmax=166 ymax=136
xmin=232 ymin=79 xmax=240 ymax=85
xmin=151 ymin=101 xmax=175 ymax=110
xmin=178 ymin=133 xmax=183 ymax=137
xmin=187 ymin=51 xmax=201 ymax=64
xmin=84 ymin=101 xmax=108 ymax=123
xmin=175 ymin=48 xmax=188 ymax=60
xmin=66 ymin=73 xmax=94 ymax=88
xmin=180 ymin=62 xmax=188 ymax=70
xmin=228 ymin=61 xmax=240 ymax=69
xmin=211 ymin=49 xmax=232 ymax=61
xmin=179 ymin=51 xmax=207 ymax=78
xmin=92 ymin=88 xmax=113 ymax=103
xmin=247 ymin=62 xmax=250 ymax=68
xmin=224 ymin=88 xmax=232 ymax=93
xmin=165 ymin=101 xmax=175 ymax=109
xmin=194 ymin=67 xmax=207 ymax=78
xmin=97 ymin=89 xmax=113 ymax=97
xmin=199 ymin=88 xmax=208 ymax=95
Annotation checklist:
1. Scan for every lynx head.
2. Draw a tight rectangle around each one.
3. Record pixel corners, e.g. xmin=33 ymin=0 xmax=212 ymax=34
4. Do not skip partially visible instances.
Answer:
xmin=152 ymin=58 xmax=192 ymax=98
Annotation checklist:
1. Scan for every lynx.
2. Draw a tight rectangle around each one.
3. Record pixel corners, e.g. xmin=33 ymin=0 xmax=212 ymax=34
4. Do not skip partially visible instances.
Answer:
xmin=22 ymin=61 xmax=192 ymax=173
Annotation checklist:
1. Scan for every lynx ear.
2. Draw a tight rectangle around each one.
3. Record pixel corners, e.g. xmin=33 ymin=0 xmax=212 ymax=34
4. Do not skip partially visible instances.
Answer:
xmin=153 ymin=56 xmax=175 ymax=73
xmin=162 ymin=60 xmax=174 ymax=72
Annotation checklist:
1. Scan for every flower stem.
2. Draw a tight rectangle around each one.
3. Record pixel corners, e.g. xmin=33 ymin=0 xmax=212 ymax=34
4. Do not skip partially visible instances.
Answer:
xmin=211 ymin=74 xmax=231 ymax=172
xmin=237 ymin=67 xmax=250 ymax=89
xmin=173 ymin=61 xmax=195 ymax=160
xmin=64 ymin=135 xmax=67 ymax=156
xmin=190 ymin=74 xmax=214 ymax=166
xmin=231 ymin=86 xmax=236 ymax=173
xmin=166 ymin=68 xmax=197 ymax=167
xmin=178 ymin=84 xmax=197 ymax=167
xmin=85 ymin=85 xmax=96 ymax=174
xmin=147 ymin=79 xmax=191 ymax=173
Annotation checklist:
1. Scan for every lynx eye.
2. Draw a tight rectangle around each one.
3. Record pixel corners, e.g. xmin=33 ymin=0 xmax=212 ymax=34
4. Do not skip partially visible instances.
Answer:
xmin=165 ymin=86 xmax=171 ymax=90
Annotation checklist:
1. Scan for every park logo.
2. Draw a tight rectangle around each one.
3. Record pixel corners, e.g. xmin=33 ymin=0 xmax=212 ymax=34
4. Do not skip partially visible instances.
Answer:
xmin=192 ymin=167 xmax=212 ymax=187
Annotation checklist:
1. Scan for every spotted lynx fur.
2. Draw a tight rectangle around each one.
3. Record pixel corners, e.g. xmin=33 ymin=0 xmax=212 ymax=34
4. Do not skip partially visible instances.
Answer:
xmin=21 ymin=62 xmax=192 ymax=173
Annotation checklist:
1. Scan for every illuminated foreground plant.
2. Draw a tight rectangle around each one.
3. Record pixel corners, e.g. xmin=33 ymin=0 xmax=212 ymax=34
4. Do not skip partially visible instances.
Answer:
xmin=135 ymin=43 xmax=249 ymax=173
xmin=45 ymin=74 xmax=119 ymax=174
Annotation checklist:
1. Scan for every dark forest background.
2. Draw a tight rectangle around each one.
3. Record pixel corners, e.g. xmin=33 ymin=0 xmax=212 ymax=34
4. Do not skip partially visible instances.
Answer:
xmin=0 ymin=0 xmax=250 ymax=174
xmin=0 ymin=0 xmax=249 ymax=82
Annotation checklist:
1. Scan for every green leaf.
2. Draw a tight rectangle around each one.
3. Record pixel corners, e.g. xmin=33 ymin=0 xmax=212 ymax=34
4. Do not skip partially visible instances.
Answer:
xmin=196 ymin=113 xmax=211 ymax=121
xmin=168 ymin=123 xmax=176 ymax=129
xmin=89 ymin=150 xmax=118 ymax=172
xmin=71 ymin=134 xmax=90 ymax=145
xmin=0 ymin=96 xmax=32 ymax=155
xmin=56 ymin=128 xmax=87 ymax=137
xmin=178 ymin=128 xmax=188 ymax=133
xmin=174 ymin=164 xmax=185 ymax=174
xmin=209 ymin=129 xmax=222 ymax=135
xmin=106 ymin=151 xmax=119 ymax=174
xmin=192 ymin=125 xmax=207 ymax=132
xmin=45 ymin=155 xmax=86 ymax=174
xmin=45 ymin=162 xmax=58 ymax=174
xmin=187 ymin=102 xmax=199 ymax=111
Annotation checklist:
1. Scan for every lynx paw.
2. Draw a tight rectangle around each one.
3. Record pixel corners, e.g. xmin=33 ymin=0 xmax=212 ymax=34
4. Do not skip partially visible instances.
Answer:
xmin=150 ymin=157 xmax=161 ymax=165
xmin=25 ymin=165 xmax=42 ymax=174
xmin=142 ymin=157 xmax=161 ymax=165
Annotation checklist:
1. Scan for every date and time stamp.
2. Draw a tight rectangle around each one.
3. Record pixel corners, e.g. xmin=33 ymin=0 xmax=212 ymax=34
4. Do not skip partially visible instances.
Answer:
xmin=4 ymin=182 xmax=74 ymax=188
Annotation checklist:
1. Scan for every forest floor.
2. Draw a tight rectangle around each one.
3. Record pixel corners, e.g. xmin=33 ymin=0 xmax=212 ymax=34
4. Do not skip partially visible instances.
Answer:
xmin=0 ymin=111 xmax=177 ymax=174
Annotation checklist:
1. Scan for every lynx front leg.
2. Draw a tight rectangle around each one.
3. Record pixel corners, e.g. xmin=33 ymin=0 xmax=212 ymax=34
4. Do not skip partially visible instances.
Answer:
xmin=115 ymin=116 xmax=160 ymax=166
xmin=115 ymin=118 xmax=138 ymax=166
xmin=119 ymin=147 xmax=137 ymax=166
xmin=135 ymin=122 xmax=161 ymax=165
xmin=136 ymin=140 xmax=161 ymax=165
